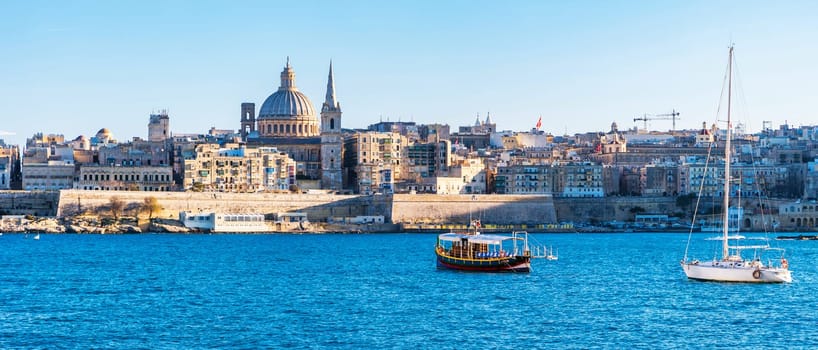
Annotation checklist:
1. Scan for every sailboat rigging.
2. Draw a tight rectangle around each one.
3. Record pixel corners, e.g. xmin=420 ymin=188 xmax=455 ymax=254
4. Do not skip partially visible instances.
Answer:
xmin=680 ymin=45 xmax=791 ymax=283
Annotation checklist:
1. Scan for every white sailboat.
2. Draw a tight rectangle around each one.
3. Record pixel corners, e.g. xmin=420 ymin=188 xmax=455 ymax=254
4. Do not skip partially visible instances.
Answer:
xmin=680 ymin=45 xmax=791 ymax=283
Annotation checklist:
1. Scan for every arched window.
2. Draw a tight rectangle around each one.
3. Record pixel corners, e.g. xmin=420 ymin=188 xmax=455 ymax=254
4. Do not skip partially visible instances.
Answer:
xmin=286 ymin=125 xmax=291 ymax=134
xmin=330 ymin=118 xmax=335 ymax=130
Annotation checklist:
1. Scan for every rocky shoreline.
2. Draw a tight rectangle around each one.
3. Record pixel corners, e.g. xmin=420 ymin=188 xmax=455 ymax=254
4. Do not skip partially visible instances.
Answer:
xmin=0 ymin=216 xmax=195 ymax=234
xmin=2 ymin=215 xmax=815 ymax=235
xmin=0 ymin=216 xmax=403 ymax=234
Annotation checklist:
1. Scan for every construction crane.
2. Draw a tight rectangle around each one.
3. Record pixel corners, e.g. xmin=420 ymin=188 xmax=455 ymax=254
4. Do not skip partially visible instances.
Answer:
xmin=633 ymin=109 xmax=681 ymax=131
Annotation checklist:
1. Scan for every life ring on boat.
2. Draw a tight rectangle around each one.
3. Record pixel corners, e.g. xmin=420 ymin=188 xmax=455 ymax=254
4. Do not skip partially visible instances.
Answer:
xmin=781 ymin=259 xmax=789 ymax=269
xmin=752 ymin=269 xmax=761 ymax=279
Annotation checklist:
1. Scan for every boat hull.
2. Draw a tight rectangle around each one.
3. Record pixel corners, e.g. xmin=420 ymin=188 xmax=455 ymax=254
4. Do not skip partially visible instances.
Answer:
xmin=681 ymin=261 xmax=791 ymax=283
xmin=436 ymin=252 xmax=531 ymax=272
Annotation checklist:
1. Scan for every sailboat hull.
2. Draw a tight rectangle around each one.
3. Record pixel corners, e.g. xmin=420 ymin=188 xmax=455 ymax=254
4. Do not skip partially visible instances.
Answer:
xmin=681 ymin=261 xmax=791 ymax=283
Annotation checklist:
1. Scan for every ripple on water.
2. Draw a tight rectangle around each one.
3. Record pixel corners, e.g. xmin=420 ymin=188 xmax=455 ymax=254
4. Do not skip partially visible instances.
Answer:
xmin=0 ymin=233 xmax=817 ymax=348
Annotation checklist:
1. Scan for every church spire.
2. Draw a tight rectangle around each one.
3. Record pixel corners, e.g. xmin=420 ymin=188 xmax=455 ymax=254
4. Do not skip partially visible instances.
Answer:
xmin=323 ymin=60 xmax=339 ymax=111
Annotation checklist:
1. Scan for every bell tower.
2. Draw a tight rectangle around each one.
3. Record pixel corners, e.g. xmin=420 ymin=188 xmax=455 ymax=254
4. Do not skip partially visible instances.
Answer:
xmin=320 ymin=61 xmax=343 ymax=190
xmin=240 ymin=102 xmax=255 ymax=139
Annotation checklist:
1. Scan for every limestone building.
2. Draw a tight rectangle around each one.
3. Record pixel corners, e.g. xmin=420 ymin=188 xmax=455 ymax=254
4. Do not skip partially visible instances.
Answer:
xmin=244 ymin=59 xmax=343 ymax=190
xmin=183 ymin=143 xmax=296 ymax=192
xmin=22 ymin=162 xmax=75 ymax=191
xmin=599 ymin=122 xmax=627 ymax=154
xmin=148 ymin=110 xmax=170 ymax=142
xmin=75 ymin=165 xmax=173 ymax=191
xmin=343 ymin=131 xmax=408 ymax=194
xmin=495 ymin=164 xmax=553 ymax=194
xmin=0 ymin=144 xmax=19 ymax=190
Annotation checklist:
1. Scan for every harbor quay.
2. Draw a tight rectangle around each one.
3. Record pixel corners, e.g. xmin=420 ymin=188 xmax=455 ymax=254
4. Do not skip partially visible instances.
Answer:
xmin=0 ymin=189 xmax=811 ymax=233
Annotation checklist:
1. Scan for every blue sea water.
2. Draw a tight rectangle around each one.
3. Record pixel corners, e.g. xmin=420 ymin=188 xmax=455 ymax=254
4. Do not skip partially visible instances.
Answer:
xmin=1 ymin=232 xmax=817 ymax=349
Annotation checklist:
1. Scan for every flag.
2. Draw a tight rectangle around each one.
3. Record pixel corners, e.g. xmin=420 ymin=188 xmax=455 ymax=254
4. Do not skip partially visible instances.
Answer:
xmin=536 ymin=115 xmax=542 ymax=130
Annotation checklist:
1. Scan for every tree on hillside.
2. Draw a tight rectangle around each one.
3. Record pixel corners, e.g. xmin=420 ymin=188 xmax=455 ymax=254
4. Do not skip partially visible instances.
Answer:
xmin=289 ymin=184 xmax=301 ymax=193
xmin=675 ymin=193 xmax=697 ymax=218
xmin=142 ymin=196 xmax=161 ymax=221
xmin=109 ymin=196 xmax=125 ymax=221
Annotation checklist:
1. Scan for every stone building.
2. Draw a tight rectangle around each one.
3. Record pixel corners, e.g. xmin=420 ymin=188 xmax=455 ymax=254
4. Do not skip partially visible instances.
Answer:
xmin=695 ymin=122 xmax=716 ymax=145
xmin=458 ymin=113 xmax=496 ymax=134
xmin=75 ymin=165 xmax=173 ymax=191
xmin=0 ymin=144 xmax=19 ymax=190
xmin=418 ymin=123 xmax=450 ymax=143
xmin=779 ymin=200 xmax=818 ymax=229
xmin=22 ymin=162 xmax=75 ymax=191
xmin=599 ymin=122 xmax=627 ymax=154
xmin=26 ymin=133 xmax=65 ymax=148
xmin=21 ymin=135 xmax=76 ymax=191
xmin=494 ymin=164 xmax=553 ymax=195
xmin=97 ymin=139 xmax=171 ymax=167
xmin=91 ymin=128 xmax=117 ymax=147
xmin=552 ymin=162 xmax=604 ymax=197
xmin=148 ymin=110 xmax=170 ymax=142
xmin=446 ymin=158 xmax=488 ymax=194
xmin=342 ymin=131 xmax=408 ymax=194
xmin=244 ymin=59 xmax=343 ymax=189
xmin=183 ymin=144 xmax=296 ymax=192
xmin=406 ymin=140 xmax=451 ymax=179
xmin=643 ymin=163 xmax=680 ymax=196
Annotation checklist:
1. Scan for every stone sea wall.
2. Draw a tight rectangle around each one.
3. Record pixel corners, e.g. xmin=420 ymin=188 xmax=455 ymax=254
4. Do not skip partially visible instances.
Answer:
xmin=54 ymin=190 xmax=378 ymax=222
xmin=390 ymin=194 xmax=557 ymax=225
xmin=52 ymin=191 xmax=558 ymax=226
xmin=10 ymin=190 xmax=800 ymax=232
xmin=551 ymin=196 xmax=680 ymax=223
xmin=0 ymin=191 xmax=60 ymax=216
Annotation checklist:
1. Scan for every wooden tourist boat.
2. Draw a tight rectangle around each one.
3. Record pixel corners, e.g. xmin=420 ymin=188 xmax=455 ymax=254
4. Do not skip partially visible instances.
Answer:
xmin=435 ymin=230 xmax=534 ymax=272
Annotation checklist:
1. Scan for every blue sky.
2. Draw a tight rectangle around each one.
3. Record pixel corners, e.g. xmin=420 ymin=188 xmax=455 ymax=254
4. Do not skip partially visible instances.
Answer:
xmin=1 ymin=1 xmax=816 ymax=146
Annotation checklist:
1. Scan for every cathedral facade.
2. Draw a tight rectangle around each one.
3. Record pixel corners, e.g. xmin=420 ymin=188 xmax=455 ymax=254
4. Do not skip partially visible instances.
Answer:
xmin=242 ymin=59 xmax=343 ymax=191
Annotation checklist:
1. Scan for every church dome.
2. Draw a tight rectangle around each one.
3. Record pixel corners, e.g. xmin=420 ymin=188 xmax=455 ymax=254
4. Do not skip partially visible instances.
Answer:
xmin=255 ymin=59 xmax=320 ymax=138
xmin=258 ymin=61 xmax=316 ymax=119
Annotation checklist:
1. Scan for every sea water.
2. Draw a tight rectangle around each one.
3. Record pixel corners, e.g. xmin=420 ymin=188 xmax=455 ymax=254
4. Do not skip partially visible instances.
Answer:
xmin=1 ymin=232 xmax=816 ymax=349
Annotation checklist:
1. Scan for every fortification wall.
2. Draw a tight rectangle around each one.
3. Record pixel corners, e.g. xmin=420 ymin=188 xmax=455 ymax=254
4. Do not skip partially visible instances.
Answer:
xmin=56 ymin=190 xmax=373 ymax=221
xmin=5 ymin=190 xmax=794 ymax=230
xmin=54 ymin=191 xmax=558 ymax=226
xmin=390 ymin=194 xmax=557 ymax=225
xmin=0 ymin=191 xmax=60 ymax=216
xmin=552 ymin=196 xmax=679 ymax=223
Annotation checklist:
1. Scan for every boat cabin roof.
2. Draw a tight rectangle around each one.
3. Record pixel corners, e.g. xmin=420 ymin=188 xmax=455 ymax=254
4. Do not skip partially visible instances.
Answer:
xmin=438 ymin=233 xmax=520 ymax=245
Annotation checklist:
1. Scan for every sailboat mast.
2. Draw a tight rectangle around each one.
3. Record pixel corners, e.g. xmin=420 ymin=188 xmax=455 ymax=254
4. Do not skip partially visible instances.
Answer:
xmin=722 ymin=45 xmax=734 ymax=260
